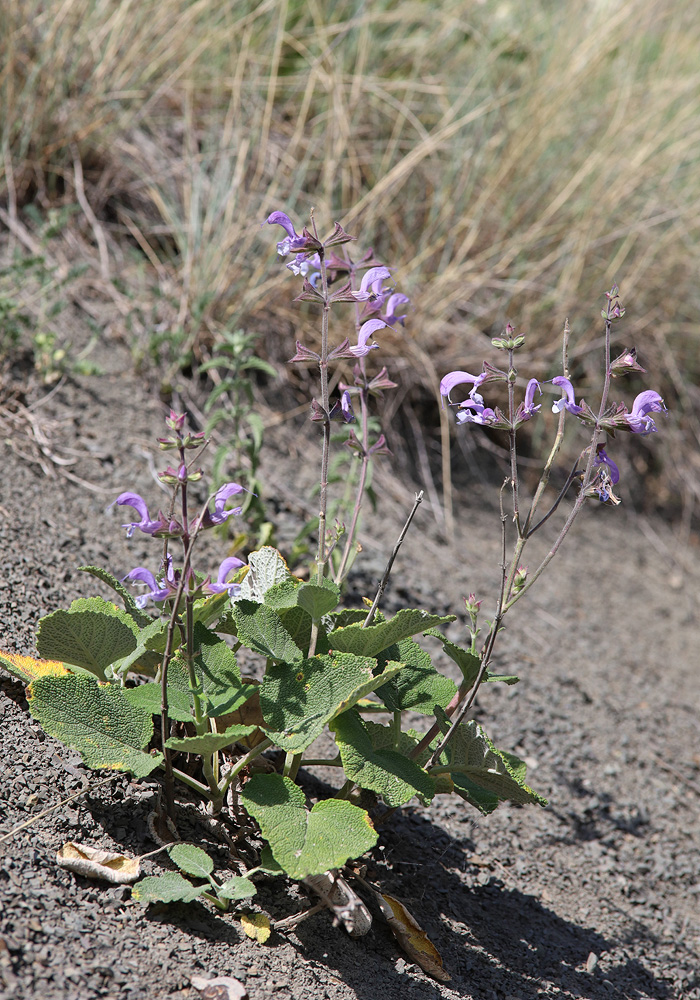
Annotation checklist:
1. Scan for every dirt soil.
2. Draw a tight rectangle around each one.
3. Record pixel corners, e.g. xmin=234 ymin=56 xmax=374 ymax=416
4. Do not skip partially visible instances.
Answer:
xmin=1 ymin=314 xmax=699 ymax=1000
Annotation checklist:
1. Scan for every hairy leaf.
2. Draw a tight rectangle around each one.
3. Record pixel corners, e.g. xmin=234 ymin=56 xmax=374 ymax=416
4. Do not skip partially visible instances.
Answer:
xmin=423 ymin=629 xmax=481 ymax=688
xmin=36 ymin=598 xmax=140 ymax=680
xmin=328 ymin=609 xmax=455 ymax=658
xmin=377 ymin=638 xmax=457 ymax=715
xmin=192 ymin=622 xmax=256 ymax=716
xmin=230 ymin=601 xmax=303 ymax=664
xmin=238 ymin=547 xmax=297 ymax=602
xmin=434 ymin=709 xmax=546 ymax=807
xmin=0 ymin=651 xmax=72 ymax=684
xmin=167 ymin=843 xmax=213 ymax=879
xmin=331 ymin=710 xmax=435 ymax=807
xmin=217 ymin=876 xmax=257 ymax=901
xmin=132 ymin=872 xmax=207 ymax=905
xmin=260 ymin=652 xmax=402 ymax=753
xmin=241 ymin=774 xmax=377 ymax=879
xmin=165 ymin=724 xmax=257 ymax=753
xmin=28 ymin=674 xmax=162 ymax=777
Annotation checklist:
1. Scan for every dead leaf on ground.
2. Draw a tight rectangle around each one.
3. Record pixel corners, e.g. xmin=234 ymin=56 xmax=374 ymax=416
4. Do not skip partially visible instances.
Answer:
xmin=190 ymin=974 xmax=248 ymax=999
xmin=56 ymin=842 xmax=141 ymax=884
xmin=240 ymin=912 xmax=271 ymax=943
xmin=375 ymin=892 xmax=451 ymax=982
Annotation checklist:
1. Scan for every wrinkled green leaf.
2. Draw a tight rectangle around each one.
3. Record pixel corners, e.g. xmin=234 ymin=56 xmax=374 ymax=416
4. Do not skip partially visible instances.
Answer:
xmin=108 ymin=619 xmax=167 ymax=680
xmin=328 ymin=610 xmax=455 ymax=658
xmin=132 ymin=872 xmax=207 ymax=905
xmin=331 ymin=710 xmax=435 ymax=807
xmin=217 ymin=876 xmax=257 ymax=901
xmin=167 ymin=843 xmax=213 ymax=879
xmin=423 ymin=629 xmax=481 ymax=688
xmin=260 ymin=652 xmax=402 ymax=753
xmin=433 ymin=708 xmax=546 ymax=807
xmin=241 ymin=774 xmax=377 ymax=879
xmin=28 ymin=674 xmax=162 ymax=778
xmin=296 ymin=581 xmax=340 ymax=619
xmin=165 ymin=724 xmax=257 ymax=753
xmin=230 ymin=601 xmax=303 ymax=664
xmin=377 ymin=638 xmax=457 ymax=715
xmin=37 ymin=598 xmax=140 ymax=680
xmin=192 ymin=622 xmax=256 ymax=716
xmin=451 ymin=775 xmax=500 ymax=815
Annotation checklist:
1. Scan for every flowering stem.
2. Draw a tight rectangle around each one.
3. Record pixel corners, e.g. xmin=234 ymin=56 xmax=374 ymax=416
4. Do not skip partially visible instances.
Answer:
xmin=522 ymin=321 xmax=570 ymax=537
xmin=335 ymin=384 xmax=370 ymax=584
xmin=315 ymin=237 xmax=331 ymax=587
xmin=504 ymin=297 xmax=617 ymax=611
xmin=507 ymin=349 xmax=522 ymax=534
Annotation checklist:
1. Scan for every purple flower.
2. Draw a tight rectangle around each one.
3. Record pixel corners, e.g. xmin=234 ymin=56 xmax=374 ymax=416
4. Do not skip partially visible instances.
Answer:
xmin=351 ymin=267 xmax=391 ymax=302
xmin=200 ymin=482 xmax=247 ymax=528
xmin=123 ymin=557 xmax=176 ymax=608
xmin=593 ymin=447 xmax=620 ymax=484
xmin=551 ymin=376 xmax=583 ymax=415
xmin=206 ymin=556 xmax=247 ymax=599
xmin=439 ymin=370 xmax=487 ymax=402
xmin=624 ymin=390 xmax=666 ymax=434
xmin=456 ymin=397 xmax=498 ymax=426
xmin=115 ymin=493 xmax=163 ymax=538
xmin=265 ymin=212 xmax=320 ymax=257
xmin=380 ymin=292 xmax=410 ymax=327
xmin=329 ymin=390 xmax=356 ymax=423
xmin=350 ymin=319 xmax=386 ymax=358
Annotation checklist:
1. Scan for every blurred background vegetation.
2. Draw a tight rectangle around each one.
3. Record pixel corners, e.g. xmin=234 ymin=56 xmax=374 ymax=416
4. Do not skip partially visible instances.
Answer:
xmin=1 ymin=0 xmax=698 ymax=532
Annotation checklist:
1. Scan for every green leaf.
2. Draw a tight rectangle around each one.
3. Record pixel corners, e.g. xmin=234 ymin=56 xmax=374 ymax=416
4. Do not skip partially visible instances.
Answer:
xmin=433 ymin=709 xmax=546 ymax=807
xmin=108 ymin=619 xmax=167 ymax=680
xmin=27 ymin=674 xmax=162 ymax=778
xmin=36 ymin=598 xmax=140 ymax=680
xmin=331 ymin=710 xmax=435 ymax=807
xmin=165 ymin=724 xmax=257 ymax=753
xmin=78 ymin=565 xmax=151 ymax=626
xmin=328 ymin=609 xmax=456 ymax=658
xmin=451 ymin=775 xmax=500 ymax=815
xmin=167 ymin=844 xmax=214 ymax=879
xmin=230 ymin=600 xmax=304 ymax=664
xmin=423 ymin=629 xmax=481 ymax=688
xmin=261 ymin=579 xmax=300 ymax=611
xmin=192 ymin=622 xmax=257 ymax=716
xmin=132 ymin=873 xmax=207 ymax=905
xmin=123 ymin=672 xmax=193 ymax=724
xmin=238 ymin=547 xmax=297 ymax=602
xmin=260 ymin=652 xmax=402 ymax=753
xmin=377 ymin=638 xmax=457 ymax=715
xmin=258 ymin=845 xmax=283 ymax=874
xmin=241 ymin=774 xmax=377 ymax=879
xmin=217 ymin=876 xmax=257 ymax=901
xmin=486 ymin=673 xmax=520 ymax=685
xmin=296 ymin=580 xmax=340 ymax=619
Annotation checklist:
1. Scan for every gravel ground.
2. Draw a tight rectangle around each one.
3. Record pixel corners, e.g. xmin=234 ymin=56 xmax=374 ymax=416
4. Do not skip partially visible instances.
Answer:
xmin=1 ymin=320 xmax=699 ymax=1000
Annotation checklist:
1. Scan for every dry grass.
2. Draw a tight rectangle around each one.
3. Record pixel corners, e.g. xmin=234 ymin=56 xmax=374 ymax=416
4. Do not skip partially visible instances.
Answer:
xmin=1 ymin=0 xmax=699 ymax=521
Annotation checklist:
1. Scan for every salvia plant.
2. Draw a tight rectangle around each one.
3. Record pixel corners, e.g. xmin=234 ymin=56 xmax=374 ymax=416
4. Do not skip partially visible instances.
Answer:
xmin=1 ymin=211 xmax=666 ymax=946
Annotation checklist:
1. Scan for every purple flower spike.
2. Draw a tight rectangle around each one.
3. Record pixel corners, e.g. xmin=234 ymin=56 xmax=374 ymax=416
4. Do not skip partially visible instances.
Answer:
xmin=207 ymin=556 xmax=247 ymax=599
xmin=350 ymin=319 xmax=386 ymax=357
xmin=551 ymin=376 xmax=583 ymax=415
xmin=625 ymin=390 xmax=666 ymax=434
xmin=115 ymin=492 xmax=162 ymax=538
xmin=351 ymin=267 xmax=391 ymax=302
xmin=266 ymin=212 xmax=307 ymax=257
xmin=439 ymin=371 xmax=487 ymax=402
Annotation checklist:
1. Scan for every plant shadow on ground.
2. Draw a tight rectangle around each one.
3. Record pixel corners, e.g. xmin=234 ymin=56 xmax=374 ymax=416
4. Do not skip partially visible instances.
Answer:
xmin=291 ymin=807 xmax=669 ymax=1000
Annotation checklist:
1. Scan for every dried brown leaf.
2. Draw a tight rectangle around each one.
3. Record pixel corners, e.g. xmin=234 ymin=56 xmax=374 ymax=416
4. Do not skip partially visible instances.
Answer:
xmin=190 ymin=974 xmax=248 ymax=999
xmin=56 ymin=842 xmax=140 ymax=884
xmin=376 ymin=893 xmax=451 ymax=982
